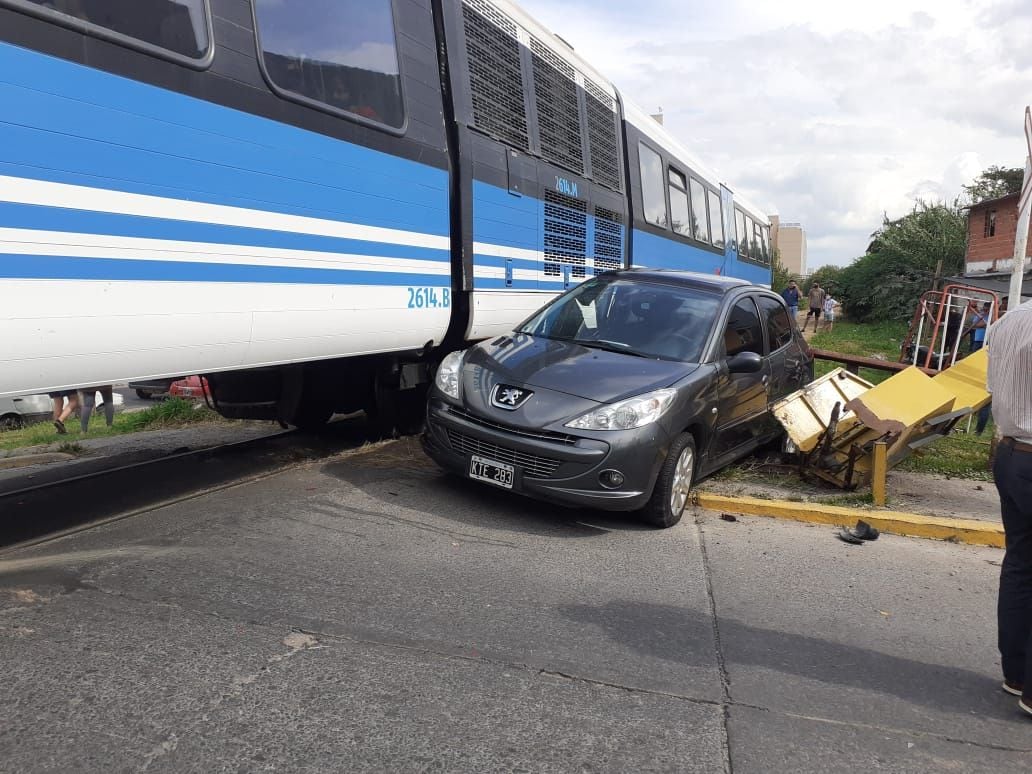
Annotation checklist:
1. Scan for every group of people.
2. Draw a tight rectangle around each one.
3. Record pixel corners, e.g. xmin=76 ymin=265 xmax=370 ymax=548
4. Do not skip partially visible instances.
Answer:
xmin=780 ymin=279 xmax=840 ymax=333
xmin=48 ymin=386 xmax=115 ymax=435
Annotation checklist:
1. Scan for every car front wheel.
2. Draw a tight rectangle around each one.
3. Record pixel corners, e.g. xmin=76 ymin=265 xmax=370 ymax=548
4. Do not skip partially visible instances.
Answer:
xmin=637 ymin=432 xmax=696 ymax=528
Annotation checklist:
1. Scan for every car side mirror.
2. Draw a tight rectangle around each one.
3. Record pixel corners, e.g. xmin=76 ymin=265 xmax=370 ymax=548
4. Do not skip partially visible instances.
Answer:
xmin=727 ymin=351 xmax=763 ymax=374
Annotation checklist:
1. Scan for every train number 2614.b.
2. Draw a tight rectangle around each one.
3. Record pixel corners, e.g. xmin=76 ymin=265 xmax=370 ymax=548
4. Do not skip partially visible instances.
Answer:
xmin=407 ymin=287 xmax=451 ymax=309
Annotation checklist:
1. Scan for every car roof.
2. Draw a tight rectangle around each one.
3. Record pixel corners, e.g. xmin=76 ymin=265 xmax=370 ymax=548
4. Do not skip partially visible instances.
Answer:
xmin=602 ymin=268 xmax=758 ymax=294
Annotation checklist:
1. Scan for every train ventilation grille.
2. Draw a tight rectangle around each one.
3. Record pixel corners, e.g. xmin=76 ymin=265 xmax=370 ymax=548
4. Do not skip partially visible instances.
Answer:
xmin=593 ymin=206 xmax=624 ymax=274
xmin=544 ymin=190 xmax=587 ymax=278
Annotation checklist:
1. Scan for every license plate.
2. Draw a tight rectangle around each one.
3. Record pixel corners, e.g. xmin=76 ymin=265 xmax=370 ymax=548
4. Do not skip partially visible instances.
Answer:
xmin=469 ymin=455 xmax=514 ymax=489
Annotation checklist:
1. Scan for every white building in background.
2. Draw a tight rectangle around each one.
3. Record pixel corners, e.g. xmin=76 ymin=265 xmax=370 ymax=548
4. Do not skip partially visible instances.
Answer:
xmin=769 ymin=215 xmax=807 ymax=276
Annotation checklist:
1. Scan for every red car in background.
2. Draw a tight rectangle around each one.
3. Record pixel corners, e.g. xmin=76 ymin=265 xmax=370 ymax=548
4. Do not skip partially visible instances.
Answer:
xmin=169 ymin=376 xmax=211 ymax=401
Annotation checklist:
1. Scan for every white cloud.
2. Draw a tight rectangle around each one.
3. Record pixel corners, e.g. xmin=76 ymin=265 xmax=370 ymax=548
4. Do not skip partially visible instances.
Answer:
xmin=517 ymin=0 xmax=1032 ymax=268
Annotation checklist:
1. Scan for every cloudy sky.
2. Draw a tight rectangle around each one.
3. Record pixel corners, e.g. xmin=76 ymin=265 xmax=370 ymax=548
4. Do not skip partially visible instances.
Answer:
xmin=518 ymin=0 xmax=1032 ymax=269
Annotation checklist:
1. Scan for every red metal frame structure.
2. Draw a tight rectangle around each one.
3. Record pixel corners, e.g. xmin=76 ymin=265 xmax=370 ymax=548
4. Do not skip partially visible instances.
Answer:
xmin=899 ymin=284 xmax=999 ymax=371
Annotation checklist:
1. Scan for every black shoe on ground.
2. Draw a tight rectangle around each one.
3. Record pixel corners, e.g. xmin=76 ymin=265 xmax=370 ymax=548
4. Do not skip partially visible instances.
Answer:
xmin=1019 ymin=697 xmax=1032 ymax=717
xmin=1003 ymin=680 xmax=1023 ymax=697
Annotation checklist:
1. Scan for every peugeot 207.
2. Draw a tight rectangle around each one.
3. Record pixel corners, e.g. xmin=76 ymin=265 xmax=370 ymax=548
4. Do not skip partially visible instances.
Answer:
xmin=421 ymin=269 xmax=812 ymax=527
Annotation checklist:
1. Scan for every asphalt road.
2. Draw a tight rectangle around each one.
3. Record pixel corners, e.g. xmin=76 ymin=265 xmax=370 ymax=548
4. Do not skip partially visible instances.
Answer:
xmin=0 ymin=437 xmax=1027 ymax=772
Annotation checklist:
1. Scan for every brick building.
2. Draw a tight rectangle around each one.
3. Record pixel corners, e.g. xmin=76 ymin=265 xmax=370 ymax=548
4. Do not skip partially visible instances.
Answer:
xmin=959 ymin=192 xmax=1032 ymax=301
xmin=964 ymin=192 xmax=1031 ymax=274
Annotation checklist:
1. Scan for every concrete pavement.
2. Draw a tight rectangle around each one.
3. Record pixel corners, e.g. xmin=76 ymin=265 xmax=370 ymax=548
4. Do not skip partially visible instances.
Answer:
xmin=0 ymin=437 xmax=1027 ymax=772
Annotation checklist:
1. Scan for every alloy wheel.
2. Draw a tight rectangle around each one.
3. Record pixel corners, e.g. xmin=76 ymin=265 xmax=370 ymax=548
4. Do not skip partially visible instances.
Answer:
xmin=669 ymin=444 xmax=695 ymax=515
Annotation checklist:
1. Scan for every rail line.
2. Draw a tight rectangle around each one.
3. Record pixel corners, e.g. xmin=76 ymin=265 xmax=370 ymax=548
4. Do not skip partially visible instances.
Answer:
xmin=0 ymin=421 xmax=372 ymax=553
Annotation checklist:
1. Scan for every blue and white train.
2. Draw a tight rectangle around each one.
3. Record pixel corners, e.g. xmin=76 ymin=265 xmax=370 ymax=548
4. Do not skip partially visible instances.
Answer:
xmin=0 ymin=0 xmax=773 ymax=429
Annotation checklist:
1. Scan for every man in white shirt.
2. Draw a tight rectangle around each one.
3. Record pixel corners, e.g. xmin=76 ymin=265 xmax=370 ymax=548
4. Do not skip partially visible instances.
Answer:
xmin=987 ymin=298 xmax=1032 ymax=715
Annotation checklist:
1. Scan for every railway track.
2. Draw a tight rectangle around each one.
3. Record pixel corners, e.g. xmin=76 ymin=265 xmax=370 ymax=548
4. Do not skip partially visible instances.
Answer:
xmin=0 ymin=420 xmax=372 ymax=552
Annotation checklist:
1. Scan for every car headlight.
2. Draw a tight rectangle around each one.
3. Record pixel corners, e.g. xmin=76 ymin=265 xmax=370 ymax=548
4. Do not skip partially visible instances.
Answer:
xmin=434 ymin=350 xmax=465 ymax=401
xmin=565 ymin=388 xmax=676 ymax=431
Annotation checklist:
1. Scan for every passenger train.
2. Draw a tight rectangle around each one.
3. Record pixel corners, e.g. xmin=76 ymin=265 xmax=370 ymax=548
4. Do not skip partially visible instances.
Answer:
xmin=0 ymin=0 xmax=773 ymax=431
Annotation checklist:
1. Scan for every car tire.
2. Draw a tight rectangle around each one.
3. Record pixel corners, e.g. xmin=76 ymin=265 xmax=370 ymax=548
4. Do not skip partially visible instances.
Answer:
xmin=0 ymin=413 xmax=24 ymax=431
xmin=637 ymin=432 xmax=696 ymax=528
xmin=135 ymin=389 xmax=150 ymax=400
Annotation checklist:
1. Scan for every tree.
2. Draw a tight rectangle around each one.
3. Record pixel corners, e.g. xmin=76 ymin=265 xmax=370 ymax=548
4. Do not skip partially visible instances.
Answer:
xmin=771 ymin=248 xmax=793 ymax=292
xmin=837 ymin=201 xmax=967 ymax=323
xmin=962 ymin=165 xmax=1024 ymax=204
xmin=805 ymin=264 xmax=844 ymax=294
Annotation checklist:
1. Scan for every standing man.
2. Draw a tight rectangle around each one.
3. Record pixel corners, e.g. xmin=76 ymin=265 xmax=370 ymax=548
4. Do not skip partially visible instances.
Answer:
xmin=781 ymin=280 xmax=800 ymax=322
xmin=802 ymin=282 xmax=825 ymax=333
xmin=987 ymin=298 xmax=1032 ymax=716
xmin=970 ymin=302 xmax=991 ymax=352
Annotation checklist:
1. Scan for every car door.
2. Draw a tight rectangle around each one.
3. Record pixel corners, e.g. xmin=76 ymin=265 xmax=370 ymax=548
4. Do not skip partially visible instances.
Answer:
xmin=755 ymin=294 xmax=805 ymax=439
xmin=710 ymin=296 xmax=771 ymax=463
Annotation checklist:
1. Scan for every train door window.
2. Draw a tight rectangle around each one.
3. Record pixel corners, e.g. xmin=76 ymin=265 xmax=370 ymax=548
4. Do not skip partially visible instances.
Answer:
xmin=708 ymin=190 xmax=725 ymax=248
xmin=723 ymin=297 xmax=764 ymax=357
xmin=756 ymin=296 xmax=793 ymax=351
xmin=254 ymin=0 xmax=405 ymax=129
xmin=735 ymin=208 xmax=746 ymax=255
xmin=8 ymin=0 xmax=212 ymax=61
xmin=639 ymin=143 xmax=668 ymax=228
xmin=668 ymin=169 xmax=692 ymax=238
xmin=689 ymin=177 xmax=710 ymax=244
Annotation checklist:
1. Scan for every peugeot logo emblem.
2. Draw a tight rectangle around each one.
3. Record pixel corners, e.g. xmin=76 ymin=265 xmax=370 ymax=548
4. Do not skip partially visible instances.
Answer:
xmin=491 ymin=384 xmax=532 ymax=410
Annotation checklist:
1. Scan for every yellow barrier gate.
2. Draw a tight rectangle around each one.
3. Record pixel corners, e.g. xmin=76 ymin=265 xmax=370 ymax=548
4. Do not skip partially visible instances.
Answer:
xmin=772 ymin=350 xmax=990 ymax=498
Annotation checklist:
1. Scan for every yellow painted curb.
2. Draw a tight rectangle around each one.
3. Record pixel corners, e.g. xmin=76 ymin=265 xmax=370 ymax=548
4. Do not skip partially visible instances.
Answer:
xmin=695 ymin=493 xmax=1005 ymax=549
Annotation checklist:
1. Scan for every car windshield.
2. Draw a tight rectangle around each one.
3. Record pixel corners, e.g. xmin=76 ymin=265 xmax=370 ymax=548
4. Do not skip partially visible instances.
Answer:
xmin=517 ymin=278 xmax=721 ymax=362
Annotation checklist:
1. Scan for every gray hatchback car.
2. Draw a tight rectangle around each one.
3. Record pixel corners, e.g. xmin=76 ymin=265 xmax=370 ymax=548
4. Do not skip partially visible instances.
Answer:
xmin=421 ymin=269 xmax=812 ymax=527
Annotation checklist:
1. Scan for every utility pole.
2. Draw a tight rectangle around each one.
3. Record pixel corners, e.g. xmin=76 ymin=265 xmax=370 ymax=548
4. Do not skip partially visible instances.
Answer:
xmin=1012 ymin=107 xmax=1032 ymax=309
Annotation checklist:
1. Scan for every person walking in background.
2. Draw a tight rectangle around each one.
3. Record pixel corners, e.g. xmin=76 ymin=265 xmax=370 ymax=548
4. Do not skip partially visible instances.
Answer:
xmin=985 ymin=298 xmax=1032 ymax=716
xmin=822 ymin=293 xmax=840 ymax=333
xmin=802 ymin=282 xmax=825 ymax=333
xmin=48 ymin=388 xmax=78 ymax=435
xmin=781 ymin=280 xmax=800 ymax=321
xmin=80 ymin=385 xmax=115 ymax=433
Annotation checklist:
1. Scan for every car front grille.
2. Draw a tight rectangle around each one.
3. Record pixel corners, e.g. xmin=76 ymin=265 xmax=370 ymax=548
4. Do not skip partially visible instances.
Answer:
xmin=445 ymin=429 xmax=562 ymax=479
xmin=443 ymin=406 xmax=578 ymax=445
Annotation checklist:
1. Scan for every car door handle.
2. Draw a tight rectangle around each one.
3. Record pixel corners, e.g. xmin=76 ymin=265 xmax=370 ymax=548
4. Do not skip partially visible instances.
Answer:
xmin=761 ymin=375 xmax=769 ymax=385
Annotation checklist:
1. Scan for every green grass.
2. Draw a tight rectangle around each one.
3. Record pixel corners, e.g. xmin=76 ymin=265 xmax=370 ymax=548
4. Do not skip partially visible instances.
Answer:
xmin=897 ymin=425 xmax=994 ymax=481
xmin=810 ymin=320 xmax=909 ymax=385
xmin=0 ymin=398 xmax=229 ymax=453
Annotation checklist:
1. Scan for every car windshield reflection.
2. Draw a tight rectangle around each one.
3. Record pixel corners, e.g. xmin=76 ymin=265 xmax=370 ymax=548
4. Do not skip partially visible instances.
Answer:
xmin=517 ymin=278 xmax=720 ymax=362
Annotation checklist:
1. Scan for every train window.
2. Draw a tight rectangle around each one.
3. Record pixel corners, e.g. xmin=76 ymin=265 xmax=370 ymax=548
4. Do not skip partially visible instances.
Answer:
xmin=745 ymin=216 xmax=757 ymax=260
xmin=254 ymin=0 xmax=405 ymax=130
xmin=735 ymin=208 xmax=746 ymax=255
xmin=7 ymin=0 xmax=211 ymax=61
xmin=689 ymin=177 xmax=710 ymax=244
xmin=760 ymin=224 xmax=771 ymax=264
xmin=638 ymin=143 xmax=668 ymax=228
xmin=708 ymin=191 xmax=725 ymax=248
xmin=668 ymin=169 xmax=692 ymax=238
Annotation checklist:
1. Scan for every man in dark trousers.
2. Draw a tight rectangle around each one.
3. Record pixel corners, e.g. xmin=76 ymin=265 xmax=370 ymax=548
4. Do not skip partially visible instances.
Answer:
xmin=781 ymin=280 xmax=800 ymax=321
xmin=802 ymin=282 xmax=825 ymax=333
xmin=987 ymin=298 xmax=1032 ymax=716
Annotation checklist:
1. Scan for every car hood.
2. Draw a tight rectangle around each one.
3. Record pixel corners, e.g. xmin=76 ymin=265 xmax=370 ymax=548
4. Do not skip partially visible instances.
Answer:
xmin=464 ymin=334 xmax=698 ymax=405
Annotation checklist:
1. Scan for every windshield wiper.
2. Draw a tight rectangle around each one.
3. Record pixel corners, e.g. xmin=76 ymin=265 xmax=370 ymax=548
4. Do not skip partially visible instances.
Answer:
xmin=572 ymin=339 xmax=649 ymax=358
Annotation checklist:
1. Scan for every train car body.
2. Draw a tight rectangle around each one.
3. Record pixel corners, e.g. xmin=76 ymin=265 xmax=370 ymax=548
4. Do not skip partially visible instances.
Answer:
xmin=0 ymin=0 xmax=772 ymax=430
